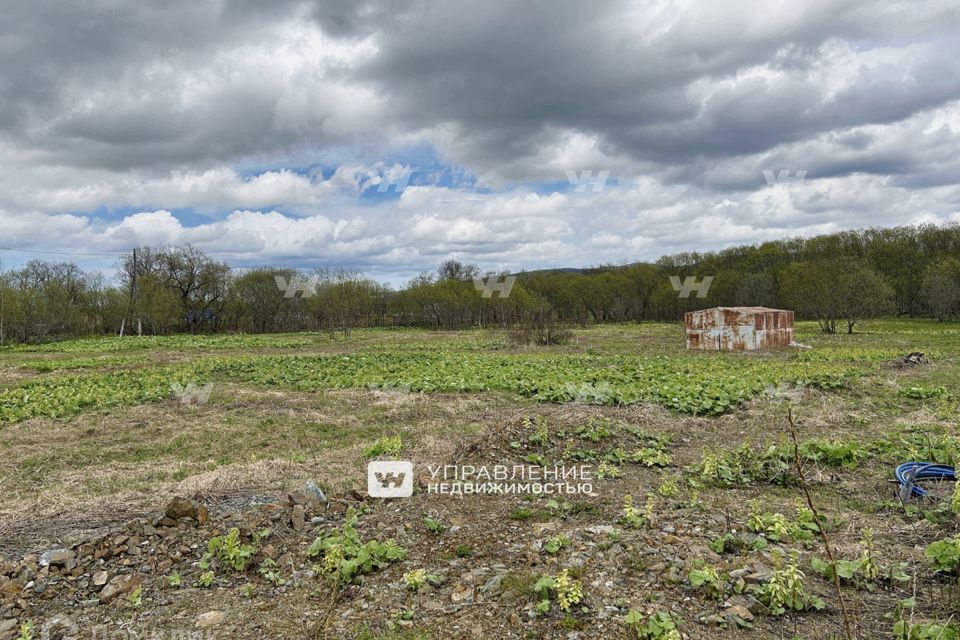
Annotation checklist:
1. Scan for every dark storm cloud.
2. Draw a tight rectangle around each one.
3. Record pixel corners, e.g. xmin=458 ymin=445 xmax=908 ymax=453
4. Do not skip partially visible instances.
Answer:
xmin=1 ymin=0 xmax=959 ymax=277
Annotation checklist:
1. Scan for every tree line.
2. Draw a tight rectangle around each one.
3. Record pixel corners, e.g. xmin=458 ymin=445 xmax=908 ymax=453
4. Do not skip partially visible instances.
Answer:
xmin=1 ymin=224 xmax=958 ymax=344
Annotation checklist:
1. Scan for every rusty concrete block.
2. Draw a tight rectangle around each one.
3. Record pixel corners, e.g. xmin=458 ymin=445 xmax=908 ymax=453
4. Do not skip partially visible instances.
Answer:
xmin=684 ymin=307 xmax=794 ymax=350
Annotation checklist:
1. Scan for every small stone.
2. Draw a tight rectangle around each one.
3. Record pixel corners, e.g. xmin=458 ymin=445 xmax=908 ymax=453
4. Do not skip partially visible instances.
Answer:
xmin=291 ymin=505 xmax=306 ymax=532
xmin=0 ymin=577 xmax=21 ymax=598
xmin=745 ymin=569 xmax=771 ymax=584
xmin=196 ymin=611 xmax=228 ymax=628
xmin=92 ymin=571 xmax=109 ymax=587
xmin=451 ymin=584 xmax=474 ymax=603
xmin=725 ymin=605 xmax=754 ymax=622
xmin=304 ymin=481 xmax=328 ymax=505
xmin=481 ymin=574 xmax=505 ymax=596
xmin=164 ymin=497 xmax=207 ymax=522
xmin=39 ymin=549 xmax=76 ymax=569
xmin=0 ymin=619 xmax=17 ymax=635
xmin=586 ymin=525 xmax=615 ymax=536
xmin=99 ymin=574 xmax=142 ymax=604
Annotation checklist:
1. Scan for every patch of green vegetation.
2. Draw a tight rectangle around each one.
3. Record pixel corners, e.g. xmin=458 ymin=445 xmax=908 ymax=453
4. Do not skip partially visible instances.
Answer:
xmin=894 ymin=598 xmax=959 ymax=640
xmin=0 ymin=367 xmax=207 ymax=424
xmin=624 ymin=610 xmax=681 ymax=640
xmin=622 ymin=494 xmax=654 ymax=529
xmin=363 ymin=435 xmax=403 ymax=459
xmin=16 ymin=355 xmax=144 ymax=372
xmin=696 ymin=437 xmax=872 ymax=487
xmin=747 ymin=500 xmax=818 ymax=542
xmin=924 ymin=537 xmax=960 ymax=576
xmin=203 ymin=527 xmax=270 ymax=572
xmin=533 ymin=569 xmax=584 ymax=615
xmin=307 ymin=508 xmax=406 ymax=584
xmin=751 ymin=549 xmax=824 ymax=615
xmin=1 ymin=334 xmax=315 ymax=353
xmin=900 ymin=385 xmax=952 ymax=400
xmin=201 ymin=349 xmax=867 ymax=415
xmin=688 ymin=564 xmax=726 ymax=600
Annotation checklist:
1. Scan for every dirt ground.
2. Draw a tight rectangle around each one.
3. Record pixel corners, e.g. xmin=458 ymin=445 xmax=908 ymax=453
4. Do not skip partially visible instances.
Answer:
xmin=1 ymin=321 xmax=958 ymax=639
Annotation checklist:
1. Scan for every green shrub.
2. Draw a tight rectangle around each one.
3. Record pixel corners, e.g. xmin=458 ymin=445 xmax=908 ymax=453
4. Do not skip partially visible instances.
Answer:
xmin=307 ymin=508 xmax=406 ymax=584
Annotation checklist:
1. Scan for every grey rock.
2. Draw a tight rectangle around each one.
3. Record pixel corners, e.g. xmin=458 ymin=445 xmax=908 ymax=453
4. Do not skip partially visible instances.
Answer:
xmin=304 ymin=481 xmax=328 ymax=505
xmin=291 ymin=505 xmax=306 ymax=532
xmin=39 ymin=549 xmax=75 ymax=569
xmin=481 ymin=574 xmax=505 ymax=596
xmin=99 ymin=574 xmax=142 ymax=604
xmin=196 ymin=611 xmax=227 ymax=628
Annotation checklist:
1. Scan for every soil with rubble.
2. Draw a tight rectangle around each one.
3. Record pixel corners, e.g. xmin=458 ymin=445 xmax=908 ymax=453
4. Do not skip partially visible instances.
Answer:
xmin=0 ymin=414 xmax=933 ymax=639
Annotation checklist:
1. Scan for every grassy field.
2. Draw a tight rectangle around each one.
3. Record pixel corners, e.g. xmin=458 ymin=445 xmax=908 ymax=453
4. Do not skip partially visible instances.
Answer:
xmin=0 ymin=319 xmax=958 ymax=639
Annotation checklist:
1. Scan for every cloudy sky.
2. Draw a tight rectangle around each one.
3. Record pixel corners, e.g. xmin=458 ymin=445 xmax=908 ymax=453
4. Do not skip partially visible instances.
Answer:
xmin=2 ymin=0 xmax=959 ymax=285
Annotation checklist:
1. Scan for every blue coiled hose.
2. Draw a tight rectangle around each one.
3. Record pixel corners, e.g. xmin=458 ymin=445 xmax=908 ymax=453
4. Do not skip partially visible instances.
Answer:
xmin=895 ymin=462 xmax=956 ymax=500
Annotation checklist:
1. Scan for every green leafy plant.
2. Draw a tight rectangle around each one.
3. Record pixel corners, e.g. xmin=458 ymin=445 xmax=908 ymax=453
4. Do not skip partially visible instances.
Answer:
xmin=197 ymin=571 xmax=214 ymax=588
xmin=925 ymin=537 xmax=960 ymax=577
xmin=258 ymin=558 xmax=285 ymax=586
xmin=167 ymin=572 xmax=182 ymax=587
xmin=363 ymin=436 xmax=403 ymax=459
xmin=576 ymin=417 xmax=612 ymax=442
xmin=688 ymin=565 xmax=726 ymax=599
xmin=544 ymin=534 xmax=570 ymax=555
xmin=525 ymin=453 xmax=547 ymax=466
xmin=893 ymin=598 xmax=959 ymax=639
xmin=747 ymin=500 xmax=817 ymax=542
xmin=17 ymin=621 xmax=33 ymax=640
xmin=525 ymin=415 xmax=550 ymax=445
xmin=126 ymin=586 xmax=143 ymax=607
xmin=657 ymin=475 xmax=679 ymax=497
xmin=533 ymin=569 xmax=584 ymax=615
xmin=596 ymin=461 xmax=622 ymax=479
xmin=307 ymin=508 xmax=406 ymax=584
xmin=900 ymin=386 xmax=951 ymax=400
xmin=811 ymin=529 xmax=908 ymax=589
xmin=796 ymin=438 xmax=870 ymax=470
xmin=624 ymin=609 xmax=681 ymax=640
xmin=205 ymin=527 xmax=263 ymax=572
xmin=622 ymin=494 xmax=654 ymax=528
xmin=708 ymin=533 xmax=747 ymax=555
xmin=403 ymin=568 xmax=428 ymax=591
xmin=423 ymin=516 xmax=445 ymax=534
xmin=752 ymin=549 xmax=824 ymax=615
xmin=631 ymin=448 xmax=671 ymax=467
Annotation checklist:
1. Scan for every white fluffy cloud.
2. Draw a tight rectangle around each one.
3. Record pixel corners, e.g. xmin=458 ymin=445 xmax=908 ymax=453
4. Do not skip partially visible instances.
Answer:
xmin=1 ymin=0 xmax=959 ymax=283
